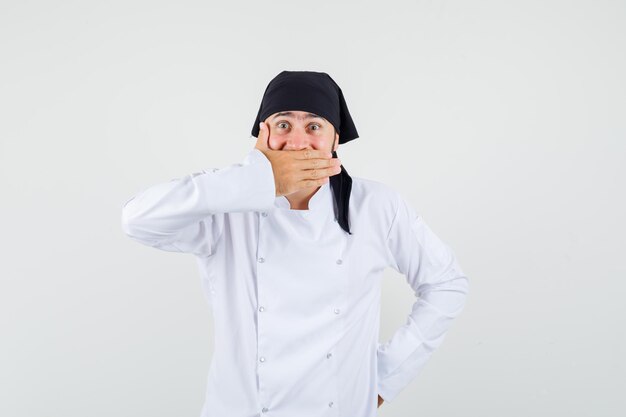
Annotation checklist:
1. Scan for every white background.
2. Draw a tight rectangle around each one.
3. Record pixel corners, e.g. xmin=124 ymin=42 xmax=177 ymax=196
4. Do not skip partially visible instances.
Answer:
xmin=1 ymin=1 xmax=624 ymax=416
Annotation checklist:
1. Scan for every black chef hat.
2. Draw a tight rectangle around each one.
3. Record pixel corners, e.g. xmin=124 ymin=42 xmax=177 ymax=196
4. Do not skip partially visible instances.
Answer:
xmin=250 ymin=70 xmax=359 ymax=235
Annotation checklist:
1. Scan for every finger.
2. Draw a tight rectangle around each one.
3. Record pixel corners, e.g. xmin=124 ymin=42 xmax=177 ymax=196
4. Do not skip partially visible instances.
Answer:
xmin=293 ymin=148 xmax=333 ymax=160
xmin=297 ymin=156 xmax=341 ymax=171
xmin=296 ymin=176 xmax=330 ymax=189
xmin=255 ymin=122 xmax=270 ymax=151
xmin=297 ymin=164 xmax=340 ymax=185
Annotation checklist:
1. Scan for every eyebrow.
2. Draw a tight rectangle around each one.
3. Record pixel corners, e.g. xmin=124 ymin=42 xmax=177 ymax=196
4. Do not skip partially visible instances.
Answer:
xmin=271 ymin=111 xmax=324 ymax=121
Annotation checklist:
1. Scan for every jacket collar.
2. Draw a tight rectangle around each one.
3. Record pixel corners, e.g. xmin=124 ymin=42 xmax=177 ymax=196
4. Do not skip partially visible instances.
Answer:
xmin=274 ymin=182 xmax=331 ymax=211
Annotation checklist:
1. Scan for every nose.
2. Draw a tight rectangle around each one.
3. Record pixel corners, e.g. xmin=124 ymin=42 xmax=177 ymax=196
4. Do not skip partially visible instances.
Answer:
xmin=282 ymin=126 xmax=311 ymax=151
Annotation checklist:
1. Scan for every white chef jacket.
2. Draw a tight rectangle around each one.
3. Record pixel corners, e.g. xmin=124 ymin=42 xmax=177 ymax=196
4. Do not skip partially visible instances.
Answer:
xmin=121 ymin=147 xmax=469 ymax=417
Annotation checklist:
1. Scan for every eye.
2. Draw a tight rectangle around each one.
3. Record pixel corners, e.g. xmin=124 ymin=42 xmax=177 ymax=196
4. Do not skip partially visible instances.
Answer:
xmin=275 ymin=121 xmax=322 ymax=131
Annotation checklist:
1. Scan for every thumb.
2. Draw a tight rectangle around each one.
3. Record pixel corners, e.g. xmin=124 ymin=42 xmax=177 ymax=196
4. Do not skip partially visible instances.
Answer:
xmin=255 ymin=121 xmax=271 ymax=152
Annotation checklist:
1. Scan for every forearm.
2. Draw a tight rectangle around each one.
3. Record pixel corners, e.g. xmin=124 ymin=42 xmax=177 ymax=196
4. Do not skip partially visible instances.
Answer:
xmin=121 ymin=148 xmax=275 ymax=244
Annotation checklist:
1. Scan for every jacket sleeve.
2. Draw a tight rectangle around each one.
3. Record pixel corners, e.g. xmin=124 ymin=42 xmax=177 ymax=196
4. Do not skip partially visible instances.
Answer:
xmin=121 ymin=148 xmax=276 ymax=256
xmin=377 ymin=192 xmax=470 ymax=403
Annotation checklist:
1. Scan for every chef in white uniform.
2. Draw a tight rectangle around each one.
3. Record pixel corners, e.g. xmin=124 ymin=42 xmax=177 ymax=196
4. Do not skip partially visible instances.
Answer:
xmin=121 ymin=70 xmax=470 ymax=417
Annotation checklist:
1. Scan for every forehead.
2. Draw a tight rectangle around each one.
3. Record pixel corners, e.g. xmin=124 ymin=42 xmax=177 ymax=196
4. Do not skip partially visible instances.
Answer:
xmin=270 ymin=110 xmax=327 ymax=122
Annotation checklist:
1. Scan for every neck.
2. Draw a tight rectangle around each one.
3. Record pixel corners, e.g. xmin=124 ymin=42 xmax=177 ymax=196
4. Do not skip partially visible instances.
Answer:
xmin=285 ymin=185 xmax=322 ymax=210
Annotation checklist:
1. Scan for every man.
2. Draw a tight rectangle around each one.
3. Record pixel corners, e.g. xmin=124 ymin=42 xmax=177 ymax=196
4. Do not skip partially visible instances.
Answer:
xmin=121 ymin=70 xmax=469 ymax=417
